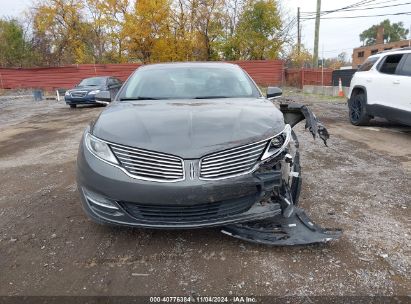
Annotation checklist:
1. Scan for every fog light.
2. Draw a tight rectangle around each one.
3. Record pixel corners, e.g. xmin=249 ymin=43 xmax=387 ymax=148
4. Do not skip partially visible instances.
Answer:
xmin=83 ymin=188 xmax=119 ymax=210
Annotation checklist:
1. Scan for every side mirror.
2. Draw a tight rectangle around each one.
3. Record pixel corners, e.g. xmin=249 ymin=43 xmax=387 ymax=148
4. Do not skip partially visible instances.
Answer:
xmin=266 ymin=87 xmax=282 ymax=99
xmin=95 ymin=91 xmax=111 ymax=104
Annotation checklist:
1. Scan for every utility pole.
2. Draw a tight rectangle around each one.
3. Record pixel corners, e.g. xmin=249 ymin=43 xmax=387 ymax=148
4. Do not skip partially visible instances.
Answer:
xmin=297 ymin=7 xmax=301 ymax=55
xmin=409 ymin=25 xmax=411 ymax=47
xmin=313 ymin=0 xmax=321 ymax=68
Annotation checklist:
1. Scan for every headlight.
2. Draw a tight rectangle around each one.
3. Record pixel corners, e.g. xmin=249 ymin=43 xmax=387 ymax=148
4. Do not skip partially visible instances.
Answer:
xmin=260 ymin=124 xmax=291 ymax=161
xmin=88 ymin=90 xmax=100 ymax=95
xmin=85 ymin=133 xmax=118 ymax=164
xmin=65 ymin=91 xmax=70 ymax=96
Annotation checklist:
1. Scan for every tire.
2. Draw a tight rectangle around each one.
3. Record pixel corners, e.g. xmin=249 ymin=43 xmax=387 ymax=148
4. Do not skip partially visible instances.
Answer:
xmin=348 ymin=92 xmax=370 ymax=126
xmin=70 ymin=104 xmax=76 ymax=108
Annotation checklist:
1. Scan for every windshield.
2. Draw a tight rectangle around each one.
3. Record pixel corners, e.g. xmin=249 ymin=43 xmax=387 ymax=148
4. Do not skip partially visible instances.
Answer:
xmin=78 ymin=77 xmax=106 ymax=87
xmin=358 ymin=57 xmax=379 ymax=71
xmin=119 ymin=66 xmax=260 ymax=100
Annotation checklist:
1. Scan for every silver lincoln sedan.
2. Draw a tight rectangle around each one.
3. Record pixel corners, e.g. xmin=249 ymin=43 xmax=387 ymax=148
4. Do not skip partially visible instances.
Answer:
xmin=76 ymin=62 xmax=341 ymax=245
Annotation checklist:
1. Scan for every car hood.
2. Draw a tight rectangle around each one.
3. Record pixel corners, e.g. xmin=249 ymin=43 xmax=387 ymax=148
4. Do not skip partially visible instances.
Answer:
xmin=92 ymin=98 xmax=285 ymax=158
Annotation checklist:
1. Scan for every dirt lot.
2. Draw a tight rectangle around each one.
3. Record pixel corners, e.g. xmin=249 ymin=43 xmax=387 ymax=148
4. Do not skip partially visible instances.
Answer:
xmin=0 ymin=90 xmax=409 ymax=297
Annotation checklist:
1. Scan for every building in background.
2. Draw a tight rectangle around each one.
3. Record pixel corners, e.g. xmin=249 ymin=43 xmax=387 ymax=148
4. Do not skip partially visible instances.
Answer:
xmin=352 ymin=26 xmax=410 ymax=68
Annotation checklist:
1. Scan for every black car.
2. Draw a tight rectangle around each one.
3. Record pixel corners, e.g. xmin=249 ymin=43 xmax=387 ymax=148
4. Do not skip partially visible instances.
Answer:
xmin=77 ymin=62 xmax=341 ymax=246
xmin=65 ymin=76 xmax=122 ymax=108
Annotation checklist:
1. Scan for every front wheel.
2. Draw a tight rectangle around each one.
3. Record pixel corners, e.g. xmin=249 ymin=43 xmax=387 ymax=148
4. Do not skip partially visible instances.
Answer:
xmin=70 ymin=104 xmax=76 ymax=109
xmin=348 ymin=93 xmax=370 ymax=126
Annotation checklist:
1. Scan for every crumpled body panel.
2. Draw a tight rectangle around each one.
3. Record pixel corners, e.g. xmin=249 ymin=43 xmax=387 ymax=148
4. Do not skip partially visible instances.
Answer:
xmin=221 ymin=102 xmax=341 ymax=245
xmin=222 ymin=208 xmax=342 ymax=246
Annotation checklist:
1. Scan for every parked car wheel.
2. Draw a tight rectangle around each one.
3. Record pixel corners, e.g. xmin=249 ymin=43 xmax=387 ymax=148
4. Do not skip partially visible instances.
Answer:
xmin=349 ymin=93 xmax=370 ymax=126
xmin=70 ymin=104 xmax=76 ymax=109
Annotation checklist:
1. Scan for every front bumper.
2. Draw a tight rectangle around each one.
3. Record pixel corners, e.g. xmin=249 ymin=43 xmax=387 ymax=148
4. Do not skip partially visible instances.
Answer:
xmin=77 ymin=134 xmax=285 ymax=229
xmin=65 ymin=95 xmax=100 ymax=105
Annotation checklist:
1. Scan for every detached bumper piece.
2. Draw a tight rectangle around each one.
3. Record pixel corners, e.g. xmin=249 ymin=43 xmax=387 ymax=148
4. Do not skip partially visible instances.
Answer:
xmin=221 ymin=207 xmax=342 ymax=246
xmin=279 ymin=102 xmax=330 ymax=145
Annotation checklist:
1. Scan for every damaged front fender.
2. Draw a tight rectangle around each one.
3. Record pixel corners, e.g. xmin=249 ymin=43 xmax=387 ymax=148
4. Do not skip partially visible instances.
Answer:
xmin=221 ymin=101 xmax=341 ymax=246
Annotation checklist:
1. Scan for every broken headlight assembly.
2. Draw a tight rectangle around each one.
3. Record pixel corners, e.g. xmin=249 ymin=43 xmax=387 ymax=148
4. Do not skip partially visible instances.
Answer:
xmin=85 ymin=133 xmax=119 ymax=164
xmin=260 ymin=124 xmax=292 ymax=163
xmin=222 ymin=103 xmax=341 ymax=246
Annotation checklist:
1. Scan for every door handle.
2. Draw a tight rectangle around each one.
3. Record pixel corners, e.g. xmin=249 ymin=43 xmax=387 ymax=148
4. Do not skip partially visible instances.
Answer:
xmin=393 ymin=80 xmax=400 ymax=84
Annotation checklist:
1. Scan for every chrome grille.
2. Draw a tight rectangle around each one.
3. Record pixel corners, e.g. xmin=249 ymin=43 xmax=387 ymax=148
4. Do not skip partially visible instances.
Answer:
xmin=71 ymin=91 xmax=87 ymax=98
xmin=200 ymin=140 xmax=267 ymax=179
xmin=109 ymin=144 xmax=184 ymax=182
xmin=120 ymin=194 xmax=257 ymax=223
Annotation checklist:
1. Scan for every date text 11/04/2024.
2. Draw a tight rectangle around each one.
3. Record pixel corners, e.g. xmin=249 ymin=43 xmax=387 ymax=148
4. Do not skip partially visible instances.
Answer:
xmin=149 ymin=296 xmax=257 ymax=303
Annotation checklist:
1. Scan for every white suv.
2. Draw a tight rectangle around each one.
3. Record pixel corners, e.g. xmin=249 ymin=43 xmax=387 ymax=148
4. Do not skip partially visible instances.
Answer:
xmin=348 ymin=48 xmax=411 ymax=126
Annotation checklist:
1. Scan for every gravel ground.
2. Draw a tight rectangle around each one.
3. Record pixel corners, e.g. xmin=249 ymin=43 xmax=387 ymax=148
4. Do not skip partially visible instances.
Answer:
xmin=0 ymin=90 xmax=409 ymax=297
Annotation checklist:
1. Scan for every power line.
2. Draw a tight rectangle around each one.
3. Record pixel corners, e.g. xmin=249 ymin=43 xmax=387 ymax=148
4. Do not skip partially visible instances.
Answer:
xmin=317 ymin=0 xmax=378 ymax=16
xmin=299 ymin=0 xmax=380 ymax=25
xmin=359 ymin=0 xmax=409 ymax=7
xmin=301 ymin=11 xmax=411 ymax=20
xmin=301 ymin=0 xmax=379 ymax=17
xmin=280 ymin=17 xmax=297 ymax=35
xmin=321 ymin=47 xmax=358 ymax=53
xmin=300 ymin=1 xmax=411 ymax=15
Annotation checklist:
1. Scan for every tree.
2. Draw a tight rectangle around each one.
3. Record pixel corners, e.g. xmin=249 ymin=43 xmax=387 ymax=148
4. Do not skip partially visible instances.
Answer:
xmin=5 ymin=0 xmax=288 ymax=66
xmin=225 ymin=0 xmax=282 ymax=60
xmin=322 ymin=52 xmax=350 ymax=69
xmin=359 ymin=19 xmax=409 ymax=46
xmin=168 ymin=0 xmax=199 ymax=61
xmin=285 ymin=44 xmax=312 ymax=68
xmin=0 ymin=18 xmax=30 ymax=67
xmin=31 ymin=0 xmax=95 ymax=65
xmin=90 ymin=0 xmax=130 ymax=63
xmin=337 ymin=52 xmax=346 ymax=64
xmin=123 ymin=0 xmax=172 ymax=63
xmin=83 ymin=0 xmax=107 ymax=63
xmin=192 ymin=0 xmax=227 ymax=60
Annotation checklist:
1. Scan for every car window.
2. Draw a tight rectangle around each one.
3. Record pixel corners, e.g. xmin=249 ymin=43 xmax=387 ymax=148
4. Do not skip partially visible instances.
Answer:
xmin=78 ymin=77 xmax=106 ymax=87
xmin=358 ymin=57 xmax=379 ymax=71
xmin=378 ymin=54 xmax=403 ymax=74
xmin=398 ymin=54 xmax=411 ymax=76
xmin=120 ymin=66 xmax=260 ymax=100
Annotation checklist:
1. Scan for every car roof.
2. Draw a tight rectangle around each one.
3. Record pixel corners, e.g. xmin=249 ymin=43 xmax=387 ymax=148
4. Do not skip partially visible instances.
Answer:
xmin=376 ymin=47 xmax=411 ymax=56
xmin=366 ymin=48 xmax=411 ymax=61
xmin=138 ymin=62 xmax=240 ymax=70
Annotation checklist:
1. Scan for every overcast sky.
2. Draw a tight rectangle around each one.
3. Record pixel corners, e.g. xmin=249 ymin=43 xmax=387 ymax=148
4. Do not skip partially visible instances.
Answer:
xmin=284 ymin=0 xmax=411 ymax=59
xmin=1 ymin=0 xmax=410 ymax=59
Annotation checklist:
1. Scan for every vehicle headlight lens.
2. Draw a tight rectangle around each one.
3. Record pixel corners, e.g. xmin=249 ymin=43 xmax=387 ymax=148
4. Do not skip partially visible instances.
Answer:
xmin=88 ymin=90 xmax=100 ymax=95
xmin=270 ymin=134 xmax=285 ymax=149
xmin=260 ymin=124 xmax=291 ymax=161
xmin=85 ymin=133 xmax=118 ymax=164
xmin=65 ymin=91 xmax=70 ymax=96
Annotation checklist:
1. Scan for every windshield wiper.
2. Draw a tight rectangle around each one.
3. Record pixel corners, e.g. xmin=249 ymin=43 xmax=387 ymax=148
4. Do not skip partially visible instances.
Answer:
xmin=194 ymin=96 xmax=229 ymax=99
xmin=120 ymin=97 xmax=160 ymax=101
